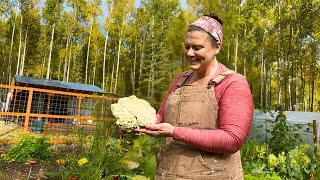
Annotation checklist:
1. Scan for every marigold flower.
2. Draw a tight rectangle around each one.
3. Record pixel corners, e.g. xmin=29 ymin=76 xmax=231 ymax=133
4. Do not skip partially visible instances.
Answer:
xmin=56 ymin=159 xmax=65 ymax=164
xmin=78 ymin=158 xmax=88 ymax=166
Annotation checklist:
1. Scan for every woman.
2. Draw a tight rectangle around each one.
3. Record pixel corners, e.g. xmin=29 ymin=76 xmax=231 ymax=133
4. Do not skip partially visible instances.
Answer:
xmin=135 ymin=13 xmax=253 ymax=180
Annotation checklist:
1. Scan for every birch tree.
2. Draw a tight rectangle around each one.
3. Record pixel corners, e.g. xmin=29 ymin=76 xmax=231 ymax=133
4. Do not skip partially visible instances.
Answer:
xmin=42 ymin=0 xmax=63 ymax=79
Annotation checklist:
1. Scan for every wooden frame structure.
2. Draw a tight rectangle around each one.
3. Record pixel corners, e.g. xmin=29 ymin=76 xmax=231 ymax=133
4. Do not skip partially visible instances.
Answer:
xmin=0 ymin=84 xmax=119 ymax=133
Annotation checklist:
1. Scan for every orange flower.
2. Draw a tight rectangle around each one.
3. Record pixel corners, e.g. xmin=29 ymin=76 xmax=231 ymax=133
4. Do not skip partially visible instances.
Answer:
xmin=56 ymin=159 xmax=65 ymax=164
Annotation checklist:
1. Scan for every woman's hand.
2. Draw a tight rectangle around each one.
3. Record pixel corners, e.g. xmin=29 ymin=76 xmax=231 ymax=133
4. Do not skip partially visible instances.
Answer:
xmin=134 ymin=123 xmax=174 ymax=137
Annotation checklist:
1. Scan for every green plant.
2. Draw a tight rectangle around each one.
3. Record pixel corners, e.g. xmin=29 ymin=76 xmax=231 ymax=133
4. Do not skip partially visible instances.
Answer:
xmin=286 ymin=144 xmax=313 ymax=179
xmin=1 ymin=135 xmax=52 ymax=162
xmin=44 ymin=120 xmax=160 ymax=180
xmin=266 ymin=105 xmax=305 ymax=155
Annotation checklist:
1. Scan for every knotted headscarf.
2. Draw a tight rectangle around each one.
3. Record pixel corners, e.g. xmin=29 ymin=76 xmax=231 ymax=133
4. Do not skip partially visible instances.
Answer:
xmin=190 ymin=16 xmax=223 ymax=44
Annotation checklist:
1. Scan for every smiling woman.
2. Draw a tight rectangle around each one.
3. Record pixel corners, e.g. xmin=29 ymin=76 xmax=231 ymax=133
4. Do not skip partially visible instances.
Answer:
xmin=135 ymin=13 xmax=254 ymax=180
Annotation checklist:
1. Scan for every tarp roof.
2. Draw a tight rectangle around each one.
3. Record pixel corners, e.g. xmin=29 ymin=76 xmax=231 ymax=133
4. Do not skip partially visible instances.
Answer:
xmin=253 ymin=109 xmax=320 ymax=124
xmin=14 ymin=75 xmax=105 ymax=94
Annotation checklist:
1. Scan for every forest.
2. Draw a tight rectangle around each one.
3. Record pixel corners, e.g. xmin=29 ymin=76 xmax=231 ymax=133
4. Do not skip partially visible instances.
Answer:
xmin=0 ymin=0 xmax=319 ymax=112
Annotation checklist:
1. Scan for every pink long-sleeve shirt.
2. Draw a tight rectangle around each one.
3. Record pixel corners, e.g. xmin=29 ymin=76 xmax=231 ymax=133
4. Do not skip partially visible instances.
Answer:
xmin=156 ymin=63 xmax=254 ymax=154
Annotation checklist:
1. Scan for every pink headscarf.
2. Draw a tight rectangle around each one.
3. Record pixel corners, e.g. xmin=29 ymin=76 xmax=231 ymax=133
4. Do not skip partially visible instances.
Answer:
xmin=190 ymin=16 xmax=223 ymax=44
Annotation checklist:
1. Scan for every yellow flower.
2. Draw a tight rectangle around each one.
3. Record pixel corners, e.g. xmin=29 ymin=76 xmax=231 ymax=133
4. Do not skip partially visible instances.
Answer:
xmin=255 ymin=144 xmax=267 ymax=159
xmin=56 ymin=159 xmax=65 ymax=164
xmin=268 ymin=154 xmax=278 ymax=171
xmin=278 ymin=152 xmax=286 ymax=164
xmin=78 ymin=158 xmax=88 ymax=166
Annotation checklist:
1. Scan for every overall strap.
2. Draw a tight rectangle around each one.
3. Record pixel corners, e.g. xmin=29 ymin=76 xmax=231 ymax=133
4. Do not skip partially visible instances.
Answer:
xmin=173 ymin=71 xmax=193 ymax=91
xmin=207 ymin=70 xmax=234 ymax=89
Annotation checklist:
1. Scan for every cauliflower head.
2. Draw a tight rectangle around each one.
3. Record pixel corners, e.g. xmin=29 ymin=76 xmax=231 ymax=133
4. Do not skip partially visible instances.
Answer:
xmin=111 ymin=95 xmax=157 ymax=131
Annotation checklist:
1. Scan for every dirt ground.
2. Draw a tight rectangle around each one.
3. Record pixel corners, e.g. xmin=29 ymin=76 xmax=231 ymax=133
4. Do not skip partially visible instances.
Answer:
xmin=0 ymin=160 xmax=48 ymax=180
xmin=0 ymin=120 xmax=55 ymax=180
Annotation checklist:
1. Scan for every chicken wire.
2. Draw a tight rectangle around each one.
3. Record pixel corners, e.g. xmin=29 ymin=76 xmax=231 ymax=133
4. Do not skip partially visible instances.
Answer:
xmin=0 ymin=85 xmax=118 ymax=137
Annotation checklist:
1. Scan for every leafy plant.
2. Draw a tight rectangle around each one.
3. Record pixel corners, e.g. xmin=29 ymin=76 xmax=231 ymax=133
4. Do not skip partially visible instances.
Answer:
xmin=266 ymin=105 xmax=305 ymax=155
xmin=2 ymin=135 xmax=52 ymax=162
xmin=44 ymin=120 xmax=160 ymax=180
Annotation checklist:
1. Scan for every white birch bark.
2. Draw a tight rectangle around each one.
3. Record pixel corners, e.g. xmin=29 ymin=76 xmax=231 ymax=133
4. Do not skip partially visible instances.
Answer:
xmin=16 ymin=16 xmax=23 ymax=75
xmin=132 ymin=42 xmax=137 ymax=94
xmin=67 ymin=39 xmax=72 ymax=82
xmin=110 ymin=58 xmax=115 ymax=93
xmin=8 ymin=12 xmax=17 ymax=84
xmin=260 ymin=50 xmax=264 ymax=107
xmin=63 ymin=35 xmax=70 ymax=81
xmin=114 ymin=17 xmax=125 ymax=93
xmin=148 ymin=15 xmax=155 ymax=97
xmin=58 ymin=58 xmax=62 ymax=80
xmin=46 ymin=22 xmax=55 ymax=79
xmin=234 ymin=33 xmax=238 ymax=72
xmin=138 ymin=34 xmax=145 ymax=95
xmin=277 ymin=0 xmax=282 ymax=104
xmin=85 ymin=18 xmax=93 ymax=84
xmin=102 ymin=32 xmax=108 ymax=90
xmin=20 ymin=27 xmax=28 ymax=76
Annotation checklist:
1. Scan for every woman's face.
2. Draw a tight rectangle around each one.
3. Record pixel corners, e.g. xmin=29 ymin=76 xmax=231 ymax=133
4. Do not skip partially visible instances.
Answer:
xmin=184 ymin=31 xmax=219 ymax=72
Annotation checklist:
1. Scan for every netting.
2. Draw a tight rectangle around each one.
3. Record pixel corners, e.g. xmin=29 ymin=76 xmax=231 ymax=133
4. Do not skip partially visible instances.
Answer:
xmin=0 ymin=84 xmax=119 ymax=138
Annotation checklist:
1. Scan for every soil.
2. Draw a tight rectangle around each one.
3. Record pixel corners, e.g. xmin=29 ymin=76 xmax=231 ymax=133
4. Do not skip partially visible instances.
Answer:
xmin=0 ymin=120 xmax=59 ymax=180
xmin=0 ymin=119 xmax=97 ymax=180
xmin=0 ymin=159 xmax=50 ymax=180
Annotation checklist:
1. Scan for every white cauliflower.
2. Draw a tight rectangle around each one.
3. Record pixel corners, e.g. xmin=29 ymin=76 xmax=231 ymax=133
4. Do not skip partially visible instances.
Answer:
xmin=111 ymin=95 xmax=157 ymax=131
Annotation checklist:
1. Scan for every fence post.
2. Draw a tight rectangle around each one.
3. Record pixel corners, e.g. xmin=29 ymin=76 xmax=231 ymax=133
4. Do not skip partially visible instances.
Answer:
xmin=77 ymin=96 xmax=83 ymax=121
xmin=313 ymin=120 xmax=318 ymax=154
xmin=24 ymin=89 xmax=34 ymax=132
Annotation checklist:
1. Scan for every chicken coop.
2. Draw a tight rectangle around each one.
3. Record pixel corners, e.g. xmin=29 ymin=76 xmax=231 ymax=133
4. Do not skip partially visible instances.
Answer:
xmin=0 ymin=75 xmax=119 ymax=136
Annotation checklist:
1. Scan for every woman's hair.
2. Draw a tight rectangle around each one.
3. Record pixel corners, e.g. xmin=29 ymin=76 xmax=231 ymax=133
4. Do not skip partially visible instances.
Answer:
xmin=187 ymin=13 xmax=223 ymax=47
xmin=205 ymin=13 xmax=223 ymax=26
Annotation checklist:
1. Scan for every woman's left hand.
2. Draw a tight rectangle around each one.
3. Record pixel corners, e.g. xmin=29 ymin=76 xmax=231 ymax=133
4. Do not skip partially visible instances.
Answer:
xmin=134 ymin=123 xmax=174 ymax=137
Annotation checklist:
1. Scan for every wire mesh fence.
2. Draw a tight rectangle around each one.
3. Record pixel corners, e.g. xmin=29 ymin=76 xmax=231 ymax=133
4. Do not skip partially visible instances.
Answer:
xmin=0 ymin=84 xmax=119 ymax=139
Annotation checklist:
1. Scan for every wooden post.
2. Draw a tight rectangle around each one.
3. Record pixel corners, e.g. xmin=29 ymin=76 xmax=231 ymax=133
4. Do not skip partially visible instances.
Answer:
xmin=24 ymin=89 xmax=34 ymax=132
xmin=77 ymin=96 xmax=83 ymax=120
xmin=313 ymin=120 xmax=318 ymax=154
xmin=45 ymin=94 xmax=53 ymax=121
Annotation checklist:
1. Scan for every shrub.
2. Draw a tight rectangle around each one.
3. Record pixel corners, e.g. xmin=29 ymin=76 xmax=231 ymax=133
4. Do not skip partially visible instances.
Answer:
xmin=2 ymin=135 xmax=52 ymax=162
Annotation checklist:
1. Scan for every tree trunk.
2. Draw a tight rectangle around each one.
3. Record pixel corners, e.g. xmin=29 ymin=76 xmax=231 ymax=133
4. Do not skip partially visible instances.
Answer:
xmin=234 ymin=33 xmax=238 ymax=72
xmin=114 ymin=17 xmax=125 ymax=93
xmin=260 ymin=49 xmax=264 ymax=108
xmin=92 ymin=48 xmax=98 ymax=86
xmin=243 ymin=28 xmax=247 ymax=77
xmin=110 ymin=57 xmax=115 ymax=93
xmin=40 ymin=56 xmax=45 ymax=78
xmin=277 ymin=0 xmax=282 ymax=104
xmin=7 ymin=12 xmax=17 ymax=84
xmin=227 ymin=41 xmax=230 ymax=63
xmin=132 ymin=41 xmax=137 ymax=94
xmin=20 ymin=27 xmax=28 ymax=76
xmin=46 ymin=22 xmax=55 ymax=79
xmin=85 ymin=18 xmax=93 ymax=84
xmin=102 ymin=32 xmax=108 ymax=90
xmin=148 ymin=15 xmax=155 ymax=98
xmin=67 ymin=38 xmax=72 ymax=82
xmin=16 ymin=12 xmax=23 ymax=76
xmin=138 ymin=34 xmax=145 ymax=95
xmin=63 ymin=35 xmax=70 ymax=81
xmin=58 ymin=57 xmax=62 ymax=80
xmin=300 ymin=63 xmax=306 ymax=111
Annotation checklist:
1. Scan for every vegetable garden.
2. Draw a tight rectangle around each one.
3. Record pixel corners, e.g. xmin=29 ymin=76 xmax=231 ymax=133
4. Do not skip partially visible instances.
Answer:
xmin=1 ymin=103 xmax=320 ymax=180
